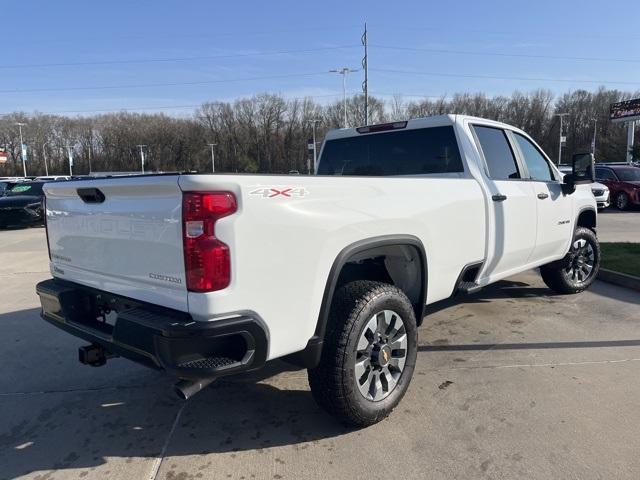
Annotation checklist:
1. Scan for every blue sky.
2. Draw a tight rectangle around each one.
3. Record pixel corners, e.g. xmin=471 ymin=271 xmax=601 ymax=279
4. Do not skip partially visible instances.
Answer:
xmin=3 ymin=0 xmax=640 ymax=115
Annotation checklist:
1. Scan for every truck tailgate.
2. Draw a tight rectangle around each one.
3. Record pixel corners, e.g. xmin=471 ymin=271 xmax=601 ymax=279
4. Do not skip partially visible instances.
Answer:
xmin=44 ymin=175 xmax=188 ymax=311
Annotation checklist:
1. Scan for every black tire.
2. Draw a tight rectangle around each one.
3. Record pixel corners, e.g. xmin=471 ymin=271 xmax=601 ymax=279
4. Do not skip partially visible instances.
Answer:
xmin=308 ymin=280 xmax=418 ymax=427
xmin=540 ymin=227 xmax=601 ymax=294
xmin=615 ymin=191 xmax=629 ymax=210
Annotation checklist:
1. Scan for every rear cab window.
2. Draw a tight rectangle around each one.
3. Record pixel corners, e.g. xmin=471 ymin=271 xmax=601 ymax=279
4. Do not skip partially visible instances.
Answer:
xmin=317 ymin=126 xmax=464 ymax=176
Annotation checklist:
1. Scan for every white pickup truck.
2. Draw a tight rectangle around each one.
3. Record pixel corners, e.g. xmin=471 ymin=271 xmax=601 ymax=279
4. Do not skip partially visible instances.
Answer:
xmin=36 ymin=115 xmax=599 ymax=427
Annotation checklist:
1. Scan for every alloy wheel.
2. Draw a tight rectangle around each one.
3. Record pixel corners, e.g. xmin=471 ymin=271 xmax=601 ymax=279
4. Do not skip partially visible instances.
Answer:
xmin=564 ymin=238 xmax=595 ymax=283
xmin=354 ymin=310 xmax=407 ymax=402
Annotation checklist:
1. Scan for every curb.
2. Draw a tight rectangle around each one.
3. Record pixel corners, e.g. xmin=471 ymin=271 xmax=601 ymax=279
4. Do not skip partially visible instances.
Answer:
xmin=597 ymin=268 xmax=640 ymax=292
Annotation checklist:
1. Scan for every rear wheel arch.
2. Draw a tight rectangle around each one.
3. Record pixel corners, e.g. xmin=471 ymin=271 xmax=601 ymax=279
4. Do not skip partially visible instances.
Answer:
xmin=284 ymin=235 xmax=427 ymax=368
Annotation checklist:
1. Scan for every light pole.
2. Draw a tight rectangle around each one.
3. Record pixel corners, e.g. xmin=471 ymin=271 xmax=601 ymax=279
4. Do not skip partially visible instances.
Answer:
xmin=16 ymin=122 xmax=27 ymax=177
xmin=330 ymin=68 xmax=358 ymax=128
xmin=137 ymin=145 xmax=146 ymax=173
xmin=307 ymin=119 xmax=321 ymax=173
xmin=65 ymin=145 xmax=74 ymax=176
xmin=42 ymin=142 xmax=49 ymax=176
xmin=591 ymin=118 xmax=597 ymax=155
xmin=207 ymin=143 xmax=217 ymax=173
xmin=554 ymin=113 xmax=569 ymax=165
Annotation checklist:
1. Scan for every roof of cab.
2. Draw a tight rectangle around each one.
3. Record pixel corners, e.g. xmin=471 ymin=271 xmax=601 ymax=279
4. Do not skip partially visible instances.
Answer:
xmin=324 ymin=114 xmax=524 ymax=141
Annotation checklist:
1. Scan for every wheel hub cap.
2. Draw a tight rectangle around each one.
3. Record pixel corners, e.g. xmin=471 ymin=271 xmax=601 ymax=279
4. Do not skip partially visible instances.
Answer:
xmin=564 ymin=238 xmax=595 ymax=283
xmin=355 ymin=310 xmax=408 ymax=402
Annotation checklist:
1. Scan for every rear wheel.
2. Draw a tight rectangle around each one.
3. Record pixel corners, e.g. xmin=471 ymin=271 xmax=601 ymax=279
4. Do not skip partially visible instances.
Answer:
xmin=540 ymin=227 xmax=600 ymax=294
xmin=308 ymin=280 xmax=417 ymax=427
xmin=615 ymin=191 xmax=629 ymax=210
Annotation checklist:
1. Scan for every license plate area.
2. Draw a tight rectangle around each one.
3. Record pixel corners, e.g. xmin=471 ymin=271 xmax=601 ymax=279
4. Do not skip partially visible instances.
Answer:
xmin=62 ymin=289 xmax=139 ymax=337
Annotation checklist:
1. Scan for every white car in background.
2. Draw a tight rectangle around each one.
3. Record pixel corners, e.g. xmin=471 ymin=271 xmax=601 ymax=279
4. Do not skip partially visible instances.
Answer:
xmin=560 ymin=166 xmax=609 ymax=209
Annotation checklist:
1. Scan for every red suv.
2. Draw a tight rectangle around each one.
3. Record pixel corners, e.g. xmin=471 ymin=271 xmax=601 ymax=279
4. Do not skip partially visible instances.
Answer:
xmin=594 ymin=164 xmax=640 ymax=210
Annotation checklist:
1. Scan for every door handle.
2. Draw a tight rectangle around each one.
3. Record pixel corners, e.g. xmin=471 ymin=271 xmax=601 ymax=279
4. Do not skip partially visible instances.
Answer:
xmin=492 ymin=194 xmax=507 ymax=202
xmin=537 ymin=193 xmax=549 ymax=200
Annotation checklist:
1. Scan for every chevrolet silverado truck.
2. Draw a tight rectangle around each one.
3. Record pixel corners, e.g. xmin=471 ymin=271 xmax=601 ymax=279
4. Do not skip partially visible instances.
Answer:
xmin=36 ymin=115 xmax=600 ymax=427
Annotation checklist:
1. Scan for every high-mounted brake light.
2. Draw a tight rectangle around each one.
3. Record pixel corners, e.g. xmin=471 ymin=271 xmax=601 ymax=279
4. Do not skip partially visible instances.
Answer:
xmin=182 ymin=192 xmax=237 ymax=292
xmin=356 ymin=121 xmax=407 ymax=134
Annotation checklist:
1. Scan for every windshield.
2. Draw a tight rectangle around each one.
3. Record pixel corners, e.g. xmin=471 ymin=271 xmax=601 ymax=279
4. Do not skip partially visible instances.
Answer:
xmin=5 ymin=183 xmax=44 ymax=197
xmin=616 ymin=168 xmax=640 ymax=182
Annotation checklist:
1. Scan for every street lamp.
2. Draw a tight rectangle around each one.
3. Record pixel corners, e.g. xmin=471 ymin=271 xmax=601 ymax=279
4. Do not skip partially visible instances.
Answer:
xmin=307 ymin=119 xmax=321 ymax=173
xmin=330 ymin=68 xmax=358 ymax=128
xmin=207 ymin=143 xmax=217 ymax=173
xmin=65 ymin=145 xmax=74 ymax=176
xmin=137 ymin=145 xmax=146 ymax=173
xmin=42 ymin=142 xmax=50 ymax=176
xmin=15 ymin=122 xmax=27 ymax=177
xmin=554 ymin=113 xmax=569 ymax=165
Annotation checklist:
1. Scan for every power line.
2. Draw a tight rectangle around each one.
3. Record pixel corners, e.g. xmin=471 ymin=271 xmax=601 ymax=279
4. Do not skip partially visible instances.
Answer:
xmin=0 ymin=71 xmax=330 ymax=94
xmin=0 ymin=45 xmax=360 ymax=70
xmin=372 ymin=44 xmax=640 ymax=65
xmin=32 ymin=92 xmax=358 ymax=114
xmin=370 ymin=68 xmax=640 ymax=86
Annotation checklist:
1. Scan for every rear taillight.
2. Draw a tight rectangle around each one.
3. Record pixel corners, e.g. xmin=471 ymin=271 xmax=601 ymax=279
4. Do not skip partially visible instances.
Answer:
xmin=182 ymin=192 xmax=237 ymax=292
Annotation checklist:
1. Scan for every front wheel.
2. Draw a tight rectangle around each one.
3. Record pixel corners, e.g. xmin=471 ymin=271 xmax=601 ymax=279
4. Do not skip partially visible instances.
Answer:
xmin=540 ymin=227 xmax=601 ymax=294
xmin=308 ymin=280 xmax=418 ymax=427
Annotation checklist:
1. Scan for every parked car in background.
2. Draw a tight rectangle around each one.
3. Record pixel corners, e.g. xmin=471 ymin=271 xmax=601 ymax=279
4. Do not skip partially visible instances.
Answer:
xmin=35 ymin=176 xmax=71 ymax=182
xmin=560 ymin=166 xmax=609 ymax=209
xmin=0 ymin=181 xmax=47 ymax=228
xmin=594 ymin=164 xmax=640 ymax=210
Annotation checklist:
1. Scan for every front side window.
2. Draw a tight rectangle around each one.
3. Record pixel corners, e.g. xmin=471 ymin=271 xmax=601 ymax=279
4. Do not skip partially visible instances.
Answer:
xmin=513 ymin=133 xmax=554 ymax=182
xmin=473 ymin=126 xmax=520 ymax=180
xmin=317 ymin=126 xmax=463 ymax=176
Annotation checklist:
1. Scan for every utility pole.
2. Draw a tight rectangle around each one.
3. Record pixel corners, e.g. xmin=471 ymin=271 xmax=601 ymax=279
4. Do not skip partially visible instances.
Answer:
xmin=330 ymin=67 xmax=358 ymax=128
xmin=65 ymin=145 xmax=74 ymax=176
xmin=137 ymin=145 xmax=146 ymax=173
xmin=307 ymin=119 xmax=321 ymax=173
xmin=16 ymin=122 xmax=27 ymax=177
xmin=42 ymin=143 xmax=49 ymax=176
xmin=555 ymin=113 xmax=569 ymax=165
xmin=591 ymin=118 xmax=597 ymax=156
xmin=361 ymin=22 xmax=369 ymax=125
xmin=627 ymin=121 xmax=635 ymax=164
xmin=207 ymin=143 xmax=217 ymax=173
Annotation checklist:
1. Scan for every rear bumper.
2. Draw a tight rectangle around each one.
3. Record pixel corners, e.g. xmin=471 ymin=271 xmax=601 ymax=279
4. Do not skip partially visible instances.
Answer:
xmin=35 ymin=278 xmax=268 ymax=379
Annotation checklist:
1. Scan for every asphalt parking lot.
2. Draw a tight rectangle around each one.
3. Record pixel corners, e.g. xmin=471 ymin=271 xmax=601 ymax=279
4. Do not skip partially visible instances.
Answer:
xmin=598 ymin=209 xmax=640 ymax=242
xmin=1 ymin=223 xmax=639 ymax=480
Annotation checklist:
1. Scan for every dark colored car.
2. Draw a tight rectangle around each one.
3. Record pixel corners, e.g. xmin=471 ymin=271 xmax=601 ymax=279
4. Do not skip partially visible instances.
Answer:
xmin=0 ymin=181 xmax=46 ymax=228
xmin=594 ymin=164 xmax=640 ymax=210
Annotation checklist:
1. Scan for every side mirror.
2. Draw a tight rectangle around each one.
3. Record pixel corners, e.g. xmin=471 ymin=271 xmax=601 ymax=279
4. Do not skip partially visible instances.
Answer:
xmin=571 ymin=152 xmax=595 ymax=184
xmin=563 ymin=152 xmax=594 ymax=195
xmin=561 ymin=173 xmax=576 ymax=195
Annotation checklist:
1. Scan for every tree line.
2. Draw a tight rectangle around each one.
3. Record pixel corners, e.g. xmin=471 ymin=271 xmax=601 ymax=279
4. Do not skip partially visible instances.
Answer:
xmin=0 ymin=87 xmax=638 ymax=177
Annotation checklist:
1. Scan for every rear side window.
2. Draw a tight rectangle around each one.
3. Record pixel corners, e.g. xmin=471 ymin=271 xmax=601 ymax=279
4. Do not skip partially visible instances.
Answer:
xmin=595 ymin=168 xmax=617 ymax=181
xmin=513 ymin=133 xmax=554 ymax=182
xmin=317 ymin=126 xmax=463 ymax=176
xmin=473 ymin=126 xmax=520 ymax=180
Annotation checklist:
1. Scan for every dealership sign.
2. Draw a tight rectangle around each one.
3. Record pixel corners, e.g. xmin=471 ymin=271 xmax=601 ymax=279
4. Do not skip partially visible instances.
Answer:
xmin=0 ymin=148 xmax=7 ymax=164
xmin=610 ymin=98 xmax=640 ymax=123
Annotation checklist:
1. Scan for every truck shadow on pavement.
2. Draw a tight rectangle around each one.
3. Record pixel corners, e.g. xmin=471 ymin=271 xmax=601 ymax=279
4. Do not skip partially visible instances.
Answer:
xmin=0 ymin=308 xmax=348 ymax=478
